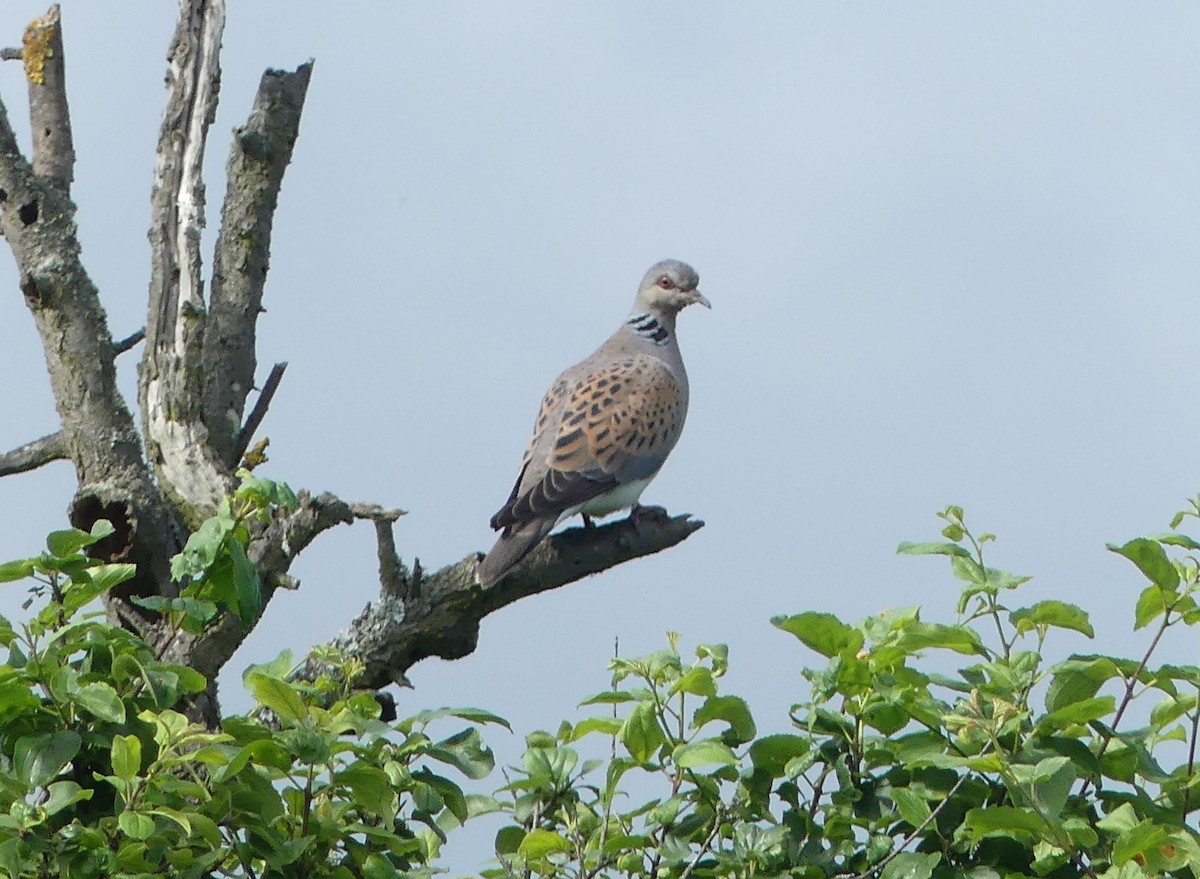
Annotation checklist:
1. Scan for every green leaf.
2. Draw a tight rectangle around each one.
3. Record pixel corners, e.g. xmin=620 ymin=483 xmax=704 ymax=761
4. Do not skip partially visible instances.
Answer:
xmin=1109 ymin=538 xmax=1179 ymax=590
xmin=1110 ymin=819 xmax=1172 ymax=866
xmin=43 ymin=780 xmax=92 ymax=817
xmin=86 ymin=563 xmax=137 ymax=594
xmin=226 ymin=537 xmax=261 ymax=627
xmin=172 ymin=516 xmax=228 ymax=580
xmin=148 ymin=807 xmax=192 ymax=835
xmin=671 ymin=740 xmax=737 ymax=769
xmin=881 ymin=852 xmax=941 ymax=879
xmin=772 ymin=611 xmax=864 ymax=658
xmin=131 ymin=595 xmax=218 ymax=625
xmin=891 ymin=787 xmax=932 ymax=828
xmin=896 ymin=622 xmax=988 ymax=656
xmin=748 ymin=734 xmax=810 ymax=776
xmin=1037 ymin=696 xmax=1115 ymax=732
xmin=1150 ymin=694 xmax=1193 ymax=727
xmin=1037 ymin=735 xmax=1103 ymax=775
xmin=14 ymin=731 xmax=81 ymax=788
xmin=896 ymin=541 xmax=972 ymax=558
xmin=517 ymin=828 xmax=573 ymax=859
xmin=408 ymin=706 xmax=511 ymax=729
xmin=669 ymin=666 xmax=716 ymax=697
xmin=959 ymin=806 xmax=1047 ymax=841
xmin=950 ymin=555 xmax=985 ymax=585
xmin=1010 ymin=600 xmax=1093 ymax=637
xmin=362 ymin=852 xmax=401 ymax=879
xmin=693 ymin=695 xmax=756 ymax=744
xmin=416 ymin=768 xmax=469 ymax=823
xmin=0 ymin=840 xmax=19 ymax=879
xmin=0 ymin=558 xmax=36 ymax=583
xmin=0 ymin=679 xmax=39 ymax=723
xmin=1154 ymin=532 xmax=1200 ymax=549
xmin=1045 ymin=658 xmax=1116 ymax=713
xmin=1016 ymin=756 xmax=1075 ymax=818
xmin=118 ymin=811 xmax=156 ymax=840
xmin=522 ymin=745 xmax=577 ymax=786
xmin=695 ymin=642 xmax=729 ymax=674
xmin=619 ymin=701 xmax=664 ymax=764
xmin=335 ymin=762 xmax=398 ymax=819
xmin=75 ymin=681 xmax=126 ymax=723
xmin=244 ymin=672 xmax=307 ymax=725
xmin=1096 ymin=802 xmax=1138 ymax=833
xmin=46 ymin=520 xmax=113 ymax=557
xmin=495 ymin=825 xmax=525 ymax=855
xmin=569 ymin=716 xmax=622 ymax=740
xmin=579 ymin=690 xmax=639 ymax=706
xmin=242 ymin=649 xmax=295 ymax=681
xmin=235 ymin=471 xmax=298 ymax=511
xmin=428 ymin=727 xmax=495 ymax=780
xmin=1134 ymin=584 xmax=1167 ymax=630
xmin=111 ymin=734 xmax=142 ymax=782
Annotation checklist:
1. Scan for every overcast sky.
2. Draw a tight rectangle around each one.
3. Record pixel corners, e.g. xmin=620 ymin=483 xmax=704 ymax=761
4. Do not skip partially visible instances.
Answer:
xmin=2 ymin=2 xmax=1199 ymax=870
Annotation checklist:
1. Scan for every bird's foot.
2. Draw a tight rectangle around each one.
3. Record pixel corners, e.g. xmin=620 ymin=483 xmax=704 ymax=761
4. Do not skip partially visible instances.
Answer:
xmin=629 ymin=503 xmax=668 ymax=533
xmin=580 ymin=512 xmax=596 ymax=530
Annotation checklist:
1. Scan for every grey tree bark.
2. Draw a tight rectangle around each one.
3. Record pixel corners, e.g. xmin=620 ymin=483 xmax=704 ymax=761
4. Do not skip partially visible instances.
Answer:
xmin=0 ymin=3 xmax=704 ymax=723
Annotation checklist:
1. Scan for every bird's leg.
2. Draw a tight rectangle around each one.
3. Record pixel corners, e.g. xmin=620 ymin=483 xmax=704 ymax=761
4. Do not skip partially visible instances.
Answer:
xmin=580 ymin=512 xmax=596 ymax=530
xmin=628 ymin=503 xmax=667 ymax=533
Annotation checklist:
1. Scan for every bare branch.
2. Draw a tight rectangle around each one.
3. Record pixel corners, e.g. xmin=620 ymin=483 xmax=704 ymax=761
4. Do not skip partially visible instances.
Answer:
xmin=23 ymin=5 xmax=74 ymax=193
xmin=0 ymin=48 xmax=20 ymax=62
xmin=204 ymin=62 xmax=313 ymax=466
xmin=0 ymin=431 xmax=67 ymax=476
xmin=139 ymin=0 xmax=229 ymax=518
xmin=113 ymin=327 xmax=145 ymax=355
xmin=349 ymin=502 xmax=406 ymax=522
xmin=371 ymin=518 xmax=408 ymax=600
xmin=233 ymin=360 xmax=286 ymax=463
xmin=301 ymin=511 xmax=706 ymax=690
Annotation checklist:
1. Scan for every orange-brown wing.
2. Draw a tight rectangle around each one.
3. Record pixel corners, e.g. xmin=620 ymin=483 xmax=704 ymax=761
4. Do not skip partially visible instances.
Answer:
xmin=491 ymin=355 xmax=686 ymax=531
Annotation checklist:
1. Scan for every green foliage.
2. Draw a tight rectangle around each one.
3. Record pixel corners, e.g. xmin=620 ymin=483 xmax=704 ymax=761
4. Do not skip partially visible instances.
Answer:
xmin=160 ymin=469 xmax=299 ymax=630
xmin=478 ymin=504 xmax=1200 ymax=877
xmin=3 ymin=497 xmax=1200 ymax=877
xmin=0 ymin=521 xmax=508 ymax=877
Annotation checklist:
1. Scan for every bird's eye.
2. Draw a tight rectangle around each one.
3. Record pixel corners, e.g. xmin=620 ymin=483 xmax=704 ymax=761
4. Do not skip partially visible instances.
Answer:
xmin=657 ymin=275 xmax=675 ymax=290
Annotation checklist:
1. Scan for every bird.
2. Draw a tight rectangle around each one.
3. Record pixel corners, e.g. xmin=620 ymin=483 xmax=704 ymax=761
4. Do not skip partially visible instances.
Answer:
xmin=476 ymin=259 xmax=710 ymax=587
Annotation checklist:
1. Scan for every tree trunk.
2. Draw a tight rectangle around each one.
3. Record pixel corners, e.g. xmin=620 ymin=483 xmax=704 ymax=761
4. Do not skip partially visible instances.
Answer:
xmin=0 ymin=3 xmax=703 ymax=724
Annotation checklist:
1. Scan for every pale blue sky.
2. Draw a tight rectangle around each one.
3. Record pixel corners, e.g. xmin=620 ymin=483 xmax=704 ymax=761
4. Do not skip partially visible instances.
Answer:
xmin=2 ymin=3 xmax=1199 ymax=869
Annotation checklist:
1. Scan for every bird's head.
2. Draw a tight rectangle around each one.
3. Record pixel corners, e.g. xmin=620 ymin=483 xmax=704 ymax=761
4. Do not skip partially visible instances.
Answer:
xmin=635 ymin=259 xmax=711 ymax=315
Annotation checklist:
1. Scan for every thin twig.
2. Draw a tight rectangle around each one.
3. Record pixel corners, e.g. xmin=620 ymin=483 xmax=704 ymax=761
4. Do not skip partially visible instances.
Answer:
xmin=678 ymin=808 xmax=723 ymax=879
xmin=1078 ymin=610 xmax=1173 ymax=798
xmin=842 ymin=773 xmax=968 ymax=879
xmin=0 ymin=48 xmax=21 ymax=61
xmin=1185 ymin=682 xmax=1200 ymax=819
xmin=234 ymin=361 xmax=287 ymax=462
xmin=113 ymin=327 xmax=145 ymax=355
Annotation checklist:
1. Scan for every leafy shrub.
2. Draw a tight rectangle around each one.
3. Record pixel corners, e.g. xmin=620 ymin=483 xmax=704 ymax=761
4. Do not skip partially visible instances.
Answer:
xmin=1 ymin=498 xmax=1199 ymax=878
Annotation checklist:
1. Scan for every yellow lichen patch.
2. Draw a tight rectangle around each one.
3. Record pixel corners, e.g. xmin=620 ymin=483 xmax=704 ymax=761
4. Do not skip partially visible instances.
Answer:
xmin=22 ymin=16 xmax=56 ymax=86
xmin=240 ymin=437 xmax=270 ymax=471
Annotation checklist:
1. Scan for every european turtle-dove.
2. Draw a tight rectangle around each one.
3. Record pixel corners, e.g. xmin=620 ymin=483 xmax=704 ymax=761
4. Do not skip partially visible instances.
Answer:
xmin=476 ymin=259 xmax=709 ymax=587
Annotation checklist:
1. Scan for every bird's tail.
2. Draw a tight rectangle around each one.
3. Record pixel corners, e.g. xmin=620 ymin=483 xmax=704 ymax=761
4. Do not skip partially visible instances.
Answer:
xmin=476 ymin=519 xmax=556 ymax=587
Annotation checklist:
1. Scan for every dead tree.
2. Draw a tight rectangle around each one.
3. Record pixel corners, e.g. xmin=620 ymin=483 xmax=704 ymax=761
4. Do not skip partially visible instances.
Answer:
xmin=0 ymin=3 xmax=702 ymax=720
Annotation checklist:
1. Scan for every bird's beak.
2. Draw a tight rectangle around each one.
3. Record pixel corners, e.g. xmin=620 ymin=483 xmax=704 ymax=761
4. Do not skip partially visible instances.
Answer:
xmin=689 ymin=289 xmax=712 ymax=309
